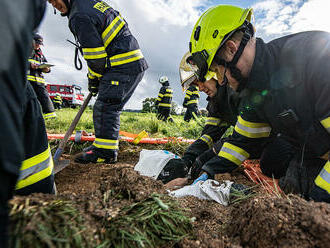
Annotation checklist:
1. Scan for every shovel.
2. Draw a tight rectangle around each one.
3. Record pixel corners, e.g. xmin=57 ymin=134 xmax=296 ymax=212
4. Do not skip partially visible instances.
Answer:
xmin=53 ymin=92 xmax=93 ymax=174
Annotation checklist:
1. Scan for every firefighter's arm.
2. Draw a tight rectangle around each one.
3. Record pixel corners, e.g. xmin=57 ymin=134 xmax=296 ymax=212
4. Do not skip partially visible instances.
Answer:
xmin=41 ymin=55 xmax=50 ymax=73
xmin=70 ymin=14 xmax=107 ymax=80
xmin=156 ymin=87 xmax=165 ymax=106
xmin=202 ymin=114 xmax=271 ymax=178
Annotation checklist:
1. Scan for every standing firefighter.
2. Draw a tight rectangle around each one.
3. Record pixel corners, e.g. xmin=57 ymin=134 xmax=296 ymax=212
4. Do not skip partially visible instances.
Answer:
xmin=53 ymin=92 xmax=63 ymax=110
xmin=183 ymin=84 xmax=200 ymax=122
xmin=155 ymin=76 xmax=173 ymax=122
xmin=28 ymin=33 xmax=56 ymax=119
xmin=48 ymin=0 xmax=148 ymax=164
xmin=187 ymin=5 xmax=330 ymax=202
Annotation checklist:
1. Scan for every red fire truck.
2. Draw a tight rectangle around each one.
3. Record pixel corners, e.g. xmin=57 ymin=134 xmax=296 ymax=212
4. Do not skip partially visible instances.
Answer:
xmin=47 ymin=84 xmax=84 ymax=108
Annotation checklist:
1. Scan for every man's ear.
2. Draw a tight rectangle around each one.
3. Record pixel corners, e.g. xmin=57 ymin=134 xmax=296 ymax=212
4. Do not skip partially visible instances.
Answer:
xmin=223 ymin=40 xmax=238 ymax=60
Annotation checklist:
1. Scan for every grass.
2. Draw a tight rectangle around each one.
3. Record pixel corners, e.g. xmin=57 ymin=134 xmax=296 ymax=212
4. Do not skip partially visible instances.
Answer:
xmin=45 ymin=108 xmax=203 ymax=139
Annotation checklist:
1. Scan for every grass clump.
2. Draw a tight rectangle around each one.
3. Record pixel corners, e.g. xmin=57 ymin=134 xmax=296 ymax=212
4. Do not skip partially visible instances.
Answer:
xmin=9 ymin=197 xmax=96 ymax=248
xmin=104 ymin=194 xmax=193 ymax=248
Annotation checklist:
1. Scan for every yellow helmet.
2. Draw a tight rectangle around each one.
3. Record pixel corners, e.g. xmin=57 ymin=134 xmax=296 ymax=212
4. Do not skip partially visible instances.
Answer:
xmin=189 ymin=5 xmax=254 ymax=82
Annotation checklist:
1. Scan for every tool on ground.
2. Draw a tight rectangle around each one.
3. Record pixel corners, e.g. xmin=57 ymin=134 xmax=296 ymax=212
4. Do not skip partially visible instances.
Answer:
xmin=53 ymin=92 xmax=93 ymax=174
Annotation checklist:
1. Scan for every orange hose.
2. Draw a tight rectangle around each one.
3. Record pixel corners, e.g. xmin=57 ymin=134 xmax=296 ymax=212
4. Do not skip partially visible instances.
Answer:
xmin=47 ymin=133 xmax=195 ymax=144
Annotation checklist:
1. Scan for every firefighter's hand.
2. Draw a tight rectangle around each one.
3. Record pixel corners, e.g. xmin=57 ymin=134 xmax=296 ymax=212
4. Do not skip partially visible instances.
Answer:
xmin=30 ymin=63 xmax=38 ymax=70
xmin=42 ymin=67 xmax=50 ymax=73
xmin=88 ymin=78 xmax=99 ymax=96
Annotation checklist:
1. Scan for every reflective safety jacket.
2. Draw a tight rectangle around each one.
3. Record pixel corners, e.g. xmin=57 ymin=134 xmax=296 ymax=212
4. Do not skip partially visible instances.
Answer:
xmin=53 ymin=95 xmax=62 ymax=104
xmin=27 ymin=48 xmax=48 ymax=84
xmin=155 ymin=82 xmax=173 ymax=109
xmin=182 ymin=84 xmax=240 ymax=166
xmin=183 ymin=85 xmax=199 ymax=107
xmin=204 ymin=32 xmax=330 ymax=180
xmin=68 ymin=0 xmax=148 ymax=81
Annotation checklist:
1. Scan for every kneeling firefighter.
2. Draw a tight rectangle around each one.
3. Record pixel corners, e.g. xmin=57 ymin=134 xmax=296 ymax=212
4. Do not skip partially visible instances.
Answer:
xmin=156 ymin=76 xmax=174 ymax=122
xmin=158 ymin=52 xmax=296 ymax=184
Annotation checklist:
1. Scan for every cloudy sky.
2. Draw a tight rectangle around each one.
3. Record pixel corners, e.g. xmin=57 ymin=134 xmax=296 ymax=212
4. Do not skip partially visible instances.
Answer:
xmin=39 ymin=0 xmax=330 ymax=109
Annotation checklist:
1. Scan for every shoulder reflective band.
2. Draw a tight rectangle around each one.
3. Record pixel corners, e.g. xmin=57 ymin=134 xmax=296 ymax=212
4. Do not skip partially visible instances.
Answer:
xmin=28 ymin=59 xmax=41 ymax=65
xmin=164 ymin=93 xmax=173 ymax=97
xmin=43 ymin=112 xmax=57 ymax=119
xmin=235 ymin=116 xmax=271 ymax=138
xmin=82 ymin=47 xmax=107 ymax=60
xmin=88 ymin=66 xmax=103 ymax=79
xmin=111 ymin=81 xmax=119 ymax=85
xmin=186 ymin=90 xmax=192 ymax=95
xmin=109 ymin=49 xmax=144 ymax=66
xmin=158 ymin=93 xmax=164 ymax=98
xmin=199 ymin=134 xmax=213 ymax=148
xmin=102 ymin=15 xmax=126 ymax=48
xmin=159 ymin=103 xmax=171 ymax=107
xmin=27 ymin=75 xmax=46 ymax=84
xmin=166 ymin=89 xmax=173 ymax=93
xmin=16 ymin=146 xmax=53 ymax=190
xmin=219 ymin=142 xmax=250 ymax=166
xmin=315 ymin=161 xmax=330 ymax=194
xmin=187 ymin=100 xmax=198 ymax=105
xmin=321 ymin=117 xmax=330 ymax=134
xmin=206 ymin=117 xmax=221 ymax=126
xmin=93 ymin=138 xmax=119 ymax=150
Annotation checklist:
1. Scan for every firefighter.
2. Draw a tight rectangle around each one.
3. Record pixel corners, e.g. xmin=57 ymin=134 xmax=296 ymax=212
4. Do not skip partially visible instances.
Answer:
xmin=53 ymin=92 xmax=63 ymax=110
xmin=183 ymin=84 xmax=200 ymax=122
xmin=187 ymin=5 xmax=330 ymax=202
xmin=0 ymin=0 xmax=48 ymax=247
xmin=155 ymin=76 xmax=174 ymax=122
xmin=28 ymin=33 xmax=56 ymax=120
xmin=158 ymin=53 xmax=295 ymax=184
xmin=48 ymin=0 xmax=148 ymax=164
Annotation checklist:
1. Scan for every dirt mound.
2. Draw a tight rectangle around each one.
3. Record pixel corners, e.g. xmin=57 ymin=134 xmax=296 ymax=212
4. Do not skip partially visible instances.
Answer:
xmin=227 ymin=195 xmax=330 ymax=248
xmin=100 ymin=166 xmax=166 ymax=201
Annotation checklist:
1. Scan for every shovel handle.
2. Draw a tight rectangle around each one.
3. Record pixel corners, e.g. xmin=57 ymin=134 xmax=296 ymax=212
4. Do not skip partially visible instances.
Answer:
xmin=53 ymin=92 xmax=93 ymax=163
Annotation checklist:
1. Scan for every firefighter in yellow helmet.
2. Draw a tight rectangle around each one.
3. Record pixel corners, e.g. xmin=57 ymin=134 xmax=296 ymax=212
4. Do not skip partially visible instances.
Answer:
xmin=187 ymin=5 xmax=330 ymax=202
xmin=155 ymin=76 xmax=174 ymax=122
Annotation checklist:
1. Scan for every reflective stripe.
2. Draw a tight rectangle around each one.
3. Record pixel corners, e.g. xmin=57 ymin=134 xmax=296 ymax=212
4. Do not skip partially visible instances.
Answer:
xmin=43 ymin=112 xmax=56 ymax=119
xmin=235 ymin=116 xmax=271 ymax=138
xmin=219 ymin=142 xmax=250 ymax=165
xmin=166 ymin=89 xmax=173 ymax=93
xmin=28 ymin=59 xmax=40 ymax=65
xmin=185 ymin=95 xmax=191 ymax=99
xmin=187 ymin=100 xmax=198 ymax=105
xmin=206 ymin=117 xmax=221 ymax=126
xmin=164 ymin=94 xmax=173 ymax=97
xmin=93 ymin=138 xmax=119 ymax=150
xmin=315 ymin=161 xmax=330 ymax=194
xmin=27 ymin=75 xmax=46 ymax=84
xmin=102 ymin=15 xmax=126 ymax=48
xmin=321 ymin=117 xmax=330 ymax=134
xmin=159 ymin=103 xmax=171 ymax=107
xmin=111 ymin=81 xmax=119 ymax=85
xmin=191 ymin=91 xmax=199 ymax=95
xmin=82 ymin=47 xmax=107 ymax=60
xmin=199 ymin=134 xmax=213 ymax=148
xmin=186 ymin=90 xmax=192 ymax=95
xmin=16 ymin=146 xmax=53 ymax=190
xmin=156 ymin=97 xmax=161 ymax=101
xmin=109 ymin=49 xmax=144 ymax=66
xmin=158 ymin=93 xmax=164 ymax=98
xmin=88 ymin=66 xmax=102 ymax=79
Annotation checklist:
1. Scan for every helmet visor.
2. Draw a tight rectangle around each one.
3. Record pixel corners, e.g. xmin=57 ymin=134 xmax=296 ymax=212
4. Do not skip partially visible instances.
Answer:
xmin=187 ymin=53 xmax=216 ymax=83
xmin=180 ymin=67 xmax=197 ymax=91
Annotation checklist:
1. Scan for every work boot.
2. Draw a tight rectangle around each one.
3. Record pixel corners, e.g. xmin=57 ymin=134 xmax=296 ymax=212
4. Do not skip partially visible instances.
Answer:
xmin=74 ymin=148 xmax=117 ymax=164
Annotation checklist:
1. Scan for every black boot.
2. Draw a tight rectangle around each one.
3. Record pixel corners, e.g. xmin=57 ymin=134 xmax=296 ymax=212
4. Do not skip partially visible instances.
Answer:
xmin=74 ymin=148 xmax=117 ymax=164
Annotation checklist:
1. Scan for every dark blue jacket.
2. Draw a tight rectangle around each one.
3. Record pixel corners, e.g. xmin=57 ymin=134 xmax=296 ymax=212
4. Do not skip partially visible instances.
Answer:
xmin=68 ymin=0 xmax=148 ymax=79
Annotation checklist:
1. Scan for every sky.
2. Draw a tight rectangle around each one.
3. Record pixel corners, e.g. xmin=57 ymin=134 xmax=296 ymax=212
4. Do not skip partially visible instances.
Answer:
xmin=39 ymin=0 xmax=330 ymax=110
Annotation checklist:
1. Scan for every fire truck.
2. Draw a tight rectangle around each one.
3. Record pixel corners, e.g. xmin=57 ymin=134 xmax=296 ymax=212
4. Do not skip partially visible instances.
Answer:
xmin=47 ymin=83 xmax=84 ymax=108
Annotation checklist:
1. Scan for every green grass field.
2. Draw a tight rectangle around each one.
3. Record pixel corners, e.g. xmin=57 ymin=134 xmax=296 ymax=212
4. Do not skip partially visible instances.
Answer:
xmin=45 ymin=108 xmax=204 ymax=139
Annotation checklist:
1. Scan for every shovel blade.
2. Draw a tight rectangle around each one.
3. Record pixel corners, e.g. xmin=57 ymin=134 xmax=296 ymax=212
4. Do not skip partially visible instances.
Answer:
xmin=54 ymin=159 xmax=70 ymax=174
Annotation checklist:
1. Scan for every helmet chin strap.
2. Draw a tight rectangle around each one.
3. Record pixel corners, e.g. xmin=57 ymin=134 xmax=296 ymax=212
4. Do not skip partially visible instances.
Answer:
xmin=213 ymin=22 xmax=253 ymax=92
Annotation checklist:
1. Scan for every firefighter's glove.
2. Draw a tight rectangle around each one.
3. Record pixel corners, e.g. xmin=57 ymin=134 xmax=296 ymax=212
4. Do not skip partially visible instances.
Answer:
xmin=192 ymin=173 xmax=208 ymax=185
xmin=88 ymin=77 xmax=99 ymax=96
xmin=157 ymin=158 xmax=188 ymax=184
xmin=190 ymin=148 xmax=216 ymax=180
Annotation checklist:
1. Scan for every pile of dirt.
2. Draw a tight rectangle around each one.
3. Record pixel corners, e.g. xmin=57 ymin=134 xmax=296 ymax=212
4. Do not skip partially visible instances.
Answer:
xmin=226 ymin=195 xmax=330 ymax=248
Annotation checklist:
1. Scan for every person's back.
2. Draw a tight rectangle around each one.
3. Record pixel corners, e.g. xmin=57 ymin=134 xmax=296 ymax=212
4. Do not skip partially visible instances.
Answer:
xmin=183 ymin=84 xmax=200 ymax=122
xmin=156 ymin=76 xmax=173 ymax=122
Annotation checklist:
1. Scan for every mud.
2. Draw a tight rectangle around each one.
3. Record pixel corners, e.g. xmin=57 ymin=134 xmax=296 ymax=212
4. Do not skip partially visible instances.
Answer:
xmin=51 ymin=145 xmax=330 ymax=247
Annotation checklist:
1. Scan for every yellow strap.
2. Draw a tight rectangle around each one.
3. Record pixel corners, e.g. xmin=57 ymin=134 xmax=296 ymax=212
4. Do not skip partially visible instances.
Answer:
xmin=234 ymin=116 xmax=271 ymax=138
xmin=219 ymin=142 xmax=250 ymax=166
xmin=102 ymin=15 xmax=126 ymax=48
xmin=93 ymin=138 xmax=119 ymax=150
xmin=109 ymin=49 xmax=144 ymax=66
xmin=315 ymin=161 xmax=330 ymax=194
xmin=82 ymin=47 xmax=107 ymax=60
xmin=159 ymin=103 xmax=171 ymax=107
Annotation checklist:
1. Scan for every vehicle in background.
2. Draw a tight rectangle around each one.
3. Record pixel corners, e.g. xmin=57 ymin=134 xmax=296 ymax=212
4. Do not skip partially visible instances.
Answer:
xmin=47 ymin=84 xmax=84 ymax=108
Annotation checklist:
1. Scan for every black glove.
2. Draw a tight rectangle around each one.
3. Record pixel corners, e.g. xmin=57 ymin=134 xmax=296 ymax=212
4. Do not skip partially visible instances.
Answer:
xmin=88 ymin=77 xmax=99 ymax=96
xmin=157 ymin=158 xmax=189 ymax=184
xmin=191 ymin=148 xmax=216 ymax=180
